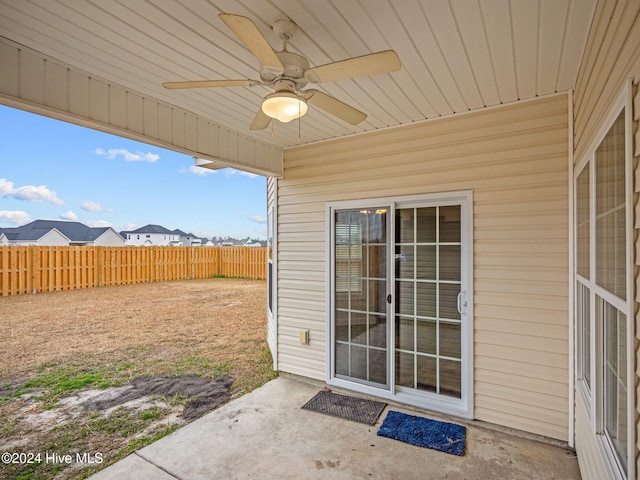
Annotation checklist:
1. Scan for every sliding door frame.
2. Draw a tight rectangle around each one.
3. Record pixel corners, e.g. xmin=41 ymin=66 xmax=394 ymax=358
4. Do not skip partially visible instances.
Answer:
xmin=326 ymin=191 xmax=474 ymax=418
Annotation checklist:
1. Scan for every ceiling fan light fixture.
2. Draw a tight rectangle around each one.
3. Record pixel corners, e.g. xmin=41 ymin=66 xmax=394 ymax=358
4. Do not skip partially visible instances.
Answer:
xmin=262 ymin=91 xmax=308 ymax=123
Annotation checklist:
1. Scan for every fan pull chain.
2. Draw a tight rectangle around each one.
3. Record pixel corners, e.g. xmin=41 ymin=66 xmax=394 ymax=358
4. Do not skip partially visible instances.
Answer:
xmin=271 ymin=121 xmax=275 ymax=137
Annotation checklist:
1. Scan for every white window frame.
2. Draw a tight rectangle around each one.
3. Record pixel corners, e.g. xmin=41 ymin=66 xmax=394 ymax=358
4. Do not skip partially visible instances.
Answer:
xmin=573 ymin=82 xmax=635 ymax=480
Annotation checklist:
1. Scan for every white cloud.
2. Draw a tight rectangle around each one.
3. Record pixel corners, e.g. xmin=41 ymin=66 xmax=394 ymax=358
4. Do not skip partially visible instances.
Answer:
xmin=180 ymin=165 xmax=216 ymax=176
xmin=60 ymin=211 xmax=79 ymax=221
xmin=95 ymin=148 xmax=159 ymax=163
xmin=0 ymin=178 xmax=64 ymax=205
xmin=118 ymin=223 xmax=139 ymax=232
xmin=225 ymin=168 xmax=258 ymax=178
xmin=0 ymin=210 xmax=31 ymax=226
xmin=85 ymin=220 xmax=113 ymax=228
xmin=250 ymin=215 xmax=267 ymax=224
xmin=80 ymin=200 xmax=112 ymax=212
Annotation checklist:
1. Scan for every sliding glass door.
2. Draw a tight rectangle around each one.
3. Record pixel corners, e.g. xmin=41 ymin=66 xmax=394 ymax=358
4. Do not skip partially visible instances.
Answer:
xmin=330 ymin=193 xmax=472 ymax=416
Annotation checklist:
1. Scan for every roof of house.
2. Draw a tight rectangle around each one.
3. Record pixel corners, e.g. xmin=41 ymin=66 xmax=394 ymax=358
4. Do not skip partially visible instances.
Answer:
xmin=122 ymin=224 xmax=176 ymax=235
xmin=120 ymin=225 xmax=200 ymax=240
xmin=0 ymin=220 xmax=112 ymax=242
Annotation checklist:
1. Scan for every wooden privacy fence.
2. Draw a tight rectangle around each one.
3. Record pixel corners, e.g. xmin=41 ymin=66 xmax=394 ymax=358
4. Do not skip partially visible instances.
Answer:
xmin=0 ymin=246 xmax=266 ymax=296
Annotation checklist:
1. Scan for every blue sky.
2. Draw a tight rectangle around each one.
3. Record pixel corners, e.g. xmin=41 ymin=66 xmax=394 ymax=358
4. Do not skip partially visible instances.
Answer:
xmin=0 ymin=105 xmax=267 ymax=239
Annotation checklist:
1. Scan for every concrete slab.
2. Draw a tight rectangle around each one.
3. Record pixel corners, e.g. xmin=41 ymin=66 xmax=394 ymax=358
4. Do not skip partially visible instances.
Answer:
xmin=88 ymin=452 xmax=176 ymax=480
xmin=89 ymin=376 xmax=581 ymax=480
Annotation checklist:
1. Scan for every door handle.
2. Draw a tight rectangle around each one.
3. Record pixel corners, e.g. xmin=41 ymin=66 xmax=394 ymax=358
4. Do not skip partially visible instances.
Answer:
xmin=457 ymin=291 xmax=467 ymax=315
xmin=387 ymin=293 xmax=392 ymax=304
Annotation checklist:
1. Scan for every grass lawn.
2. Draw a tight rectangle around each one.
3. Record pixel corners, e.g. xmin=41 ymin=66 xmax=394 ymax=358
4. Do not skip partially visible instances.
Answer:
xmin=0 ymin=278 xmax=275 ymax=479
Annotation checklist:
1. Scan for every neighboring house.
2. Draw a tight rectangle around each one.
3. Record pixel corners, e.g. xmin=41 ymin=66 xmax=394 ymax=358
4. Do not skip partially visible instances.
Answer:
xmin=0 ymin=220 xmax=125 ymax=246
xmin=121 ymin=224 xmax=181 ymax=246
xmin=171 ymin=229 xmax=202 ymax=246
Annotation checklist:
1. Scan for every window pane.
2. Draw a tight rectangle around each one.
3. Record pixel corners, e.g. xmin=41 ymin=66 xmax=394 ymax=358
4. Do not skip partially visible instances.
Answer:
xmin=396 ymin=352 xmax=414 ymax=388
xmin=396 ymin=208 xmax=414 ymax=243
xmin=439 ymin=206 xmax=461 ymax=242
xmin=576 ymin=282 xmax=590 ymax=390
xmin=576 ymin=166 xmax=590 ymax=278
xmin=439 ymin=359 xmax=462 ymax=398
xmin=595 ymin=111 xmax=626 ymax=299
xmin=599 ymin=297 xmax=628 ymax=473
xmin=416 ymin=207 xmax=436 ymax=243
xmin=416 ymin=355 xmax=437 ymax=393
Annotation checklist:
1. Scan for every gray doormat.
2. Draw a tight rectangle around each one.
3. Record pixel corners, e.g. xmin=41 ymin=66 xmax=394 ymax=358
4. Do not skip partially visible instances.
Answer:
xmin=301 ymin=390 xmax=387 ymax=425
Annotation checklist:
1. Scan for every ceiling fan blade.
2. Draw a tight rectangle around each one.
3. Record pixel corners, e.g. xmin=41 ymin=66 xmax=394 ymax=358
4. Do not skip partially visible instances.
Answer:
xmin=304 ymin=90 xmax=367 ymax=125
xmin=219 ymin=13 xmax=284 ymax=74
xmin=250 ymin=107 xmax=272 ymax=130
xmin=306 ymin=50 xmax=401 ymax=84
xmin=162 ymin=79 xmax=261 ymax=89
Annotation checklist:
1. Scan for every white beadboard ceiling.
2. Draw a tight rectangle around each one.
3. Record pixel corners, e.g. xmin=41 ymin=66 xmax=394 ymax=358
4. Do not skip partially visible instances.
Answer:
xmin=0 ymin=0 xmax=596 ymax=149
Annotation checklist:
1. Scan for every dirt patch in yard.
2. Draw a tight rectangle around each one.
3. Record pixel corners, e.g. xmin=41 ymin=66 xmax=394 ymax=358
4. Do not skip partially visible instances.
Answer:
xmin=0 ymin=278 xmax=274 ymax=480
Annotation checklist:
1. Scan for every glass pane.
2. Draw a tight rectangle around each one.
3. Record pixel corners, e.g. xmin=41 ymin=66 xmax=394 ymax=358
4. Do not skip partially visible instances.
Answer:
xmin=602 ymin=299 xmax=628 ymax=473
xmin=369 ymin=349 xmax=387 ymax=385
xmin=396 ymin=208 xmax=414 ymax=243
xmin=416 ymin=355 xmax=437 ymax=393
xmin=396 ymin=281 xmax=414 ymax=315
xmin=439 ymin=206 xmax=461 ymax=242
xmin=416 ymin=207 xmax=436 ymax=243
xmin=439 ymin=359 xmax=462 ymax=398
xmin=396 ymin=245 xmax=414 ymax=279
xmin=370 ymin=315 xmax=387 ymax=348
xmin=396 ymin=352 xmax=414 ymax=388
xmin=368 ymin=279 xmax=387 ymax=314
xmin=335 ymin=342 xmax=349 ymax=376
xmin=416 ymin=246 xmax=436 ymax=280
xmin=595 ymin=110 xmax=625 ymax=299
xmin=416 ymin=282 xmax=436 ymax=317
xmin=365 ymin=209 xmax=387 ymax=243
xmin=439 ymin=283 xmax=461 ymax=320
xmin=350 ymin=345 xmax=367 ymax=381
xmin=396 ymin=317 xmax=414 ymax=351
xmin=367 ymin=246 xmax=386 ymax=278
xmin=350 ymin=285 xmax=366 ymax=311
xmin=440 ymin=322 xmax=461 ymax=359
xmin=350 ymin=312 xmax=367 ymax=345
xmin=439 ymin=245 xmax=461 ymax=281
xmin=335 ymin=289 xmax=350 ymax=310
xmin=577 ymin=282 xmax=591 ymax=389
xmin=336 ymin=310 xmax=349 ymax=342
xmin=576 ymin=167 xmax=590 ymax=278
xmin=416 ymin=319 xmax=436 ymax=355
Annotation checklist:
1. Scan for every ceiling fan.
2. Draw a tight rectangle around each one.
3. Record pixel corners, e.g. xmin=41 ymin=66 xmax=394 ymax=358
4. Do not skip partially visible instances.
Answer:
xmin=162 ymin=13 xmax=401 ymax=130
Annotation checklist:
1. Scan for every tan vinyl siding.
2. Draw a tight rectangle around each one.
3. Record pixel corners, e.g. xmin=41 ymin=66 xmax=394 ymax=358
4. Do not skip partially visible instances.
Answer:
xmin=573 ymin=0 xmax=640 ymax=477
xmin=277 ymin=94 xmax=569 ymax=440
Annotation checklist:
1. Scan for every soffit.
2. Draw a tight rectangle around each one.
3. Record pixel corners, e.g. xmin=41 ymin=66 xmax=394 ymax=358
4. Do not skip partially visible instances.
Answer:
xmin=0 ymin=0 xmax=596 ymax=149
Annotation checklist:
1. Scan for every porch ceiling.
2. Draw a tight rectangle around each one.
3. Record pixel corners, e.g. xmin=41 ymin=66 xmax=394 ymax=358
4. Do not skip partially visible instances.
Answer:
xmin=0 ymin=0 xmax=596 ymax=149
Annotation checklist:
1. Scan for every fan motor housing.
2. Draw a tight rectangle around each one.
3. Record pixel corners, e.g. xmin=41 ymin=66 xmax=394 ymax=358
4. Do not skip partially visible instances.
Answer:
xmin=261 ymin=50 xmax=309 ymax=89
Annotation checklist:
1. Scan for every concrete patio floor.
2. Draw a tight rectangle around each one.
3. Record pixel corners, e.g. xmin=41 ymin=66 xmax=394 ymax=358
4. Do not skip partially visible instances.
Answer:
xmin=90 ymin=375 xmax=581 ymax=480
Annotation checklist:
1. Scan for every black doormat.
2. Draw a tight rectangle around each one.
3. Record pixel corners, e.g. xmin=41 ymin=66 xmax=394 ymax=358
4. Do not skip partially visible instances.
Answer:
xmin=301 ymin=390 xmax=387 ymax=425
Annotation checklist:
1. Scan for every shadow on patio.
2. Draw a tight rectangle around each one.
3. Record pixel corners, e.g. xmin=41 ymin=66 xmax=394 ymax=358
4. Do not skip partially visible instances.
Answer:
xmin=89 ymin=375 xmax=580 ymax=480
